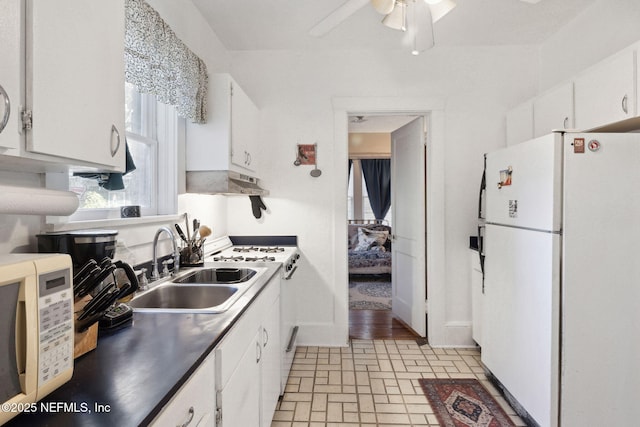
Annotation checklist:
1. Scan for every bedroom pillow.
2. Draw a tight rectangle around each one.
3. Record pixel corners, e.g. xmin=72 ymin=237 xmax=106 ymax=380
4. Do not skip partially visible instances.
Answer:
xmin=354 ymin=227 xmax=389 ymax=251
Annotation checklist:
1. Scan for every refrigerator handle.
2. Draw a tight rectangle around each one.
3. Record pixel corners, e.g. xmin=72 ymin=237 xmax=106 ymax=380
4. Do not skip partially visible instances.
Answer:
xmin=477 ymin=224 xmax=485 ymax=292
xmin=478 ymin=154 xmax=487 ymax=219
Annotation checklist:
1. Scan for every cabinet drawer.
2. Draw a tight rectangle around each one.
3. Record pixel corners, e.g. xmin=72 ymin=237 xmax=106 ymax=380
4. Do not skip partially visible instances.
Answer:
xmin=151 ymin=354 xmax=215 ymax=427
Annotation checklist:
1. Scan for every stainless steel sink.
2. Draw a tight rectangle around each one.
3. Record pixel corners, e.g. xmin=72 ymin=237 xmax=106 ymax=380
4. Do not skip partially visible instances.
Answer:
xmin=129 ymin=266 xmax=266 ymax=313
xmin=129 ymin=284 xmax=238 ymax=312
xmin=173 ymin=267 xmax=257 ymax=284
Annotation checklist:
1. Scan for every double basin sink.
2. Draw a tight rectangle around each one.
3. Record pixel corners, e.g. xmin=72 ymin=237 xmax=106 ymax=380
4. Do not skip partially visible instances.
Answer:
xmin=129 ymin=267 xmax=261 ymax=313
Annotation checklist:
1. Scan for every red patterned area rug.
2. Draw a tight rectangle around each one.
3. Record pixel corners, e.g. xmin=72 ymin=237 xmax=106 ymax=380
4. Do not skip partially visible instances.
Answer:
xmin=418 ymin=378 xmax=516 ymax=427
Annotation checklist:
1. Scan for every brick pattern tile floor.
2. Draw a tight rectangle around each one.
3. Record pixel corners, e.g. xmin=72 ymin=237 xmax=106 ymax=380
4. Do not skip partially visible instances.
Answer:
xmin=271 ymin=339 xmax=526 ymax=426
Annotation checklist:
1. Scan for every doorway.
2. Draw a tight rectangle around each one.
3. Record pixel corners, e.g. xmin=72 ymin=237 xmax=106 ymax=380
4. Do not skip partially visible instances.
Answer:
xmin=346 ymin=114 xmax=426 ymax=340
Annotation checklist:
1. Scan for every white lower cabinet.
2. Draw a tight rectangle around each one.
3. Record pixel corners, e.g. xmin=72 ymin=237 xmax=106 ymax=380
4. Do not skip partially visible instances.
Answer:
xmin=215 ymin=275 xmax=281 ymax=427
xmin=217 ymin=328 xmax=262 ymax=427
xmin=261 ymin=294 xmax=281 ymax=427
xmin=469 ymin=249 xmax=483 ymax=347
xmin=151 ymin=353 xmax=216 ymax=427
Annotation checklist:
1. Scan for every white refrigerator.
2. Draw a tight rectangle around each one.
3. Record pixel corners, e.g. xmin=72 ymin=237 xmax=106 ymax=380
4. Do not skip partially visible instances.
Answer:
xmin=480 ymin=131 xmax=640 ymax=427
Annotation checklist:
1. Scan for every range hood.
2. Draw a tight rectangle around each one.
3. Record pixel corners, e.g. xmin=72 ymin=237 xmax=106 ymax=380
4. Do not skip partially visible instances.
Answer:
xmin=186 ymin=170 xmax=269 ymax=196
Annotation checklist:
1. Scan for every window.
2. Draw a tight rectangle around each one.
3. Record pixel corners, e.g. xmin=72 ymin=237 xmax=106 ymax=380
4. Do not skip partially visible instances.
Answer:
xmin=66 ymin=82 xmax=178 ymax=221
xmin=348 ymin=159 xmax=392 ymax=226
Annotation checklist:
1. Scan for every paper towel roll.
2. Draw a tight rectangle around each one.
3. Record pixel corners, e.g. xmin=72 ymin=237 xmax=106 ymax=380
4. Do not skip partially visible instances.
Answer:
xmin=0 ymin=185 xmax=79 ymax=216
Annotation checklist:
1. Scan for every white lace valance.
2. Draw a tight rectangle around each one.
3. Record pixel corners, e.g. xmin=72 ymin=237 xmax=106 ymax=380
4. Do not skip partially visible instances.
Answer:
xmin=125 ymin=0 xmax=208 ymax=123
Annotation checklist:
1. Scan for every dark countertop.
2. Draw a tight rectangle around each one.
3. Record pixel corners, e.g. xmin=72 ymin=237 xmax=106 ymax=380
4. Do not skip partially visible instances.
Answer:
xmin=6 ymin=262 xmax=281 ymax=427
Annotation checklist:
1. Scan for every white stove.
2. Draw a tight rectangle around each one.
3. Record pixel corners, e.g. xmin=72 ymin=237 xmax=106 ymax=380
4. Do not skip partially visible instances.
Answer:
xmin=207 ymin=236 xmax=300 ymax=395
xmin=210 ymin=241 xmax=300 ymax=280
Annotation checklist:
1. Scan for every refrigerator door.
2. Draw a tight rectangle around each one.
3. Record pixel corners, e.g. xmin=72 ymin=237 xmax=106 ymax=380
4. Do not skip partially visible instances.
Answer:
xmin=485 ymin=133 xmax=562 ymax=232
xmin=482 ymin=224 xmax=560 ymax=427
xmin=561 ymin=133 xmax=640 ymax=426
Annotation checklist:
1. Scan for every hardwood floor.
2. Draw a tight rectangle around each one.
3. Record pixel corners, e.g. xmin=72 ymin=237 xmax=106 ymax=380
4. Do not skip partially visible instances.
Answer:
xmin=349 ymin=309 xmax=421 ymax=340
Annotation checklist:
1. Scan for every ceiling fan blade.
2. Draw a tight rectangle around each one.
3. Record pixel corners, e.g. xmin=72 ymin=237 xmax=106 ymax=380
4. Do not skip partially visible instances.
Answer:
xmin=429 ymin=0 xmax=456 ymax=23
xmin=309 ymin=0 xmax=371 ymax=37
xmin=371 ymin=0 xmax=396 ymax=15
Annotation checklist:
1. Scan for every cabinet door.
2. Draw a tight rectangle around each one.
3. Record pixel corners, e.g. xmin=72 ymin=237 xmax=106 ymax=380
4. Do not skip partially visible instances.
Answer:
xmin=574 ymin=50 xmax=635 ymax=130
xmin=218 ymin=329 xmax=261 ymax=427
xmin=534 ymin=82 xmax=574 ymax=137
xmin=230 ymin=80 xmax=259 ymax=173
xmin=469 ymin=249 xmax=483 ymax=347
xmin=506 ymin=101 xmax=533 ymax=146
xmin=26 ymin=0 xmax=125 ymax=171
xmin=261 ymin=295 xmax=281 ymax=427
xmin=0 ymin=0 xmax=23 ymax=151
xmin=151 ymin=354 xmax=215 ymax=427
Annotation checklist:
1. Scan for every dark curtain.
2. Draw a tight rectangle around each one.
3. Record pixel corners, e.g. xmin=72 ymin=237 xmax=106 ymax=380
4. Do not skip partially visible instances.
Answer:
xmin=360 ymin=159 xmax=391 ymax=220
xmin=348 ymin=159 xmax=353 ymax=182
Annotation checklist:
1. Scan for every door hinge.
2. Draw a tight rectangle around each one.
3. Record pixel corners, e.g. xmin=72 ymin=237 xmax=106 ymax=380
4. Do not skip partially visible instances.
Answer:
xmin=215 ymin=390 xmax=222 ymax=424
xmin=21 ymin=109 xmax=32 ymax=130
xmin=230 ymin=82 xmax=234 ymax=97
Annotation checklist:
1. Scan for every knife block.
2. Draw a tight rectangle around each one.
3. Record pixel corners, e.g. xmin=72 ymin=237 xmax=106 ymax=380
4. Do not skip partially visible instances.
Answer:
xmin=73 ymin=296 xmax=98 ymax=359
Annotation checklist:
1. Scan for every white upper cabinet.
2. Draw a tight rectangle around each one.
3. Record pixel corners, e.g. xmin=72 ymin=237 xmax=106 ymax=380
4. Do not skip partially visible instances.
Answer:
xmin=186 ymin=74 xmax=259 ymax=175
xmin=26 ymin=0 xmax=125 ymax=171
xmin=574 ymin=49 xmax=636 ymax=130
xmin=506 ymin=101 xmax=533 ymax=146
xmin=533 ymin=82 xmax=574 ymax=137
xmin=0 ymin=0 xmax=22 ymax=151
xmin=0 ymin=0 xmax=125 ymax=172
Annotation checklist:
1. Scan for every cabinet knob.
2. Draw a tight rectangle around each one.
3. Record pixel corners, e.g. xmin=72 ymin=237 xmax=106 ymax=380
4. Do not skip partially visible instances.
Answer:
xmin=0 ymin=84 xmax=10 ymax=134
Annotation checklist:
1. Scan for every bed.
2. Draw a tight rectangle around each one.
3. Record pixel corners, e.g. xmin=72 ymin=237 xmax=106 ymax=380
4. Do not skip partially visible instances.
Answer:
xmin=348 ymin=220 xmax=392 ymax=276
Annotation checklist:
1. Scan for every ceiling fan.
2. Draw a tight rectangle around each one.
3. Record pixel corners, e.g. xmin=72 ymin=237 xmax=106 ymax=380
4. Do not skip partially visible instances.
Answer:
xmin=309 ymin=0 xmax=543 ymax=54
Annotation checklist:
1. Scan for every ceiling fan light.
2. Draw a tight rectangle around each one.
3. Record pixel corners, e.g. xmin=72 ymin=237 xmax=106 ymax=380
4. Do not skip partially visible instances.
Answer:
xmin=410 ymin=0 xmax=434 ymax=54
xmin=382 ymin=1 xmax=407 ymax=31
xmin=371 ymin=0 xmax=396 ymax=15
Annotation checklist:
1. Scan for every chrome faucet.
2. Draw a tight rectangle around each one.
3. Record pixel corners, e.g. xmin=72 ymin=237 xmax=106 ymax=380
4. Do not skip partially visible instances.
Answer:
xmin=151 ymin=226 xmax=180 ymax=281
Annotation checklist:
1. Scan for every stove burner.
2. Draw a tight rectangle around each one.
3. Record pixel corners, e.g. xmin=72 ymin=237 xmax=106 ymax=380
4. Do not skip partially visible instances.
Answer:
xmin=213 ymin=255 xmax=245 ymax=262
xmin=245 ymin=256 xmax=276 ymax=262
xmin=233 ymin=246 xmax=259 ymax=253
xmin=259 ymin=247 xmax=285 ymax=253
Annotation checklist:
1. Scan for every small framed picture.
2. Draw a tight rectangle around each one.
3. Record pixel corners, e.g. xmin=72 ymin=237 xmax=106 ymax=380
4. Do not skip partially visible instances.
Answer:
xmin=296 ymin=144 xmax=316 ymax=165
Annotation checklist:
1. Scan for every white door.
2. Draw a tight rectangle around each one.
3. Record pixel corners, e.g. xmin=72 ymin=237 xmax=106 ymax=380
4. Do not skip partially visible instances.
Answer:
xmin=482 ymin=224 xmax=560 ymax=427
xmin=0 ymin=0 xmax=23 ymax=151
xmin=391 ymin=117 xmax=426 ymax=336
xmin=485 ymin=133 xmax=562 ymax=231
xmin=533 ymin=82 xmax=574 ymax=137
xmin=573 ymin=50 xmax=635 ymax=130
xmin=561 ymin=133 xmax=640 ymax=427
xmin=27 ymin=0 xmax=125 ymax=170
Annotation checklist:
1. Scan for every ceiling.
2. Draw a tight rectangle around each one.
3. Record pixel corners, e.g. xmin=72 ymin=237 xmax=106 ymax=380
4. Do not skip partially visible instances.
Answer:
xmin=348 ymin=115 xmax=418 ymax=133
xmin=191 ymin=0 xmax=597 ymax=51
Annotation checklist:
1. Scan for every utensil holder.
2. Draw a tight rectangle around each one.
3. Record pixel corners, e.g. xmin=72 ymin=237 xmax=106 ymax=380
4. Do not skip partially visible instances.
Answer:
xmin=180 ymin=243 xmax=204 ymax=267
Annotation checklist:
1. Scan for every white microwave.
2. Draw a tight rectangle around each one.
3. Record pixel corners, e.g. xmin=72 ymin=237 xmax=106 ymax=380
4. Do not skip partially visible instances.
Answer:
xmin=0 ymin=254 xmax=74 ymax=425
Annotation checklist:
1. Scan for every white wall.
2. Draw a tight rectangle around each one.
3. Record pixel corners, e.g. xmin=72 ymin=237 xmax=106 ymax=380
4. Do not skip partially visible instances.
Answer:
xmin=224 ymin=46 xmax=538 ymax=346
xmin=539 ymin=0 xmax=640 ymax=91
